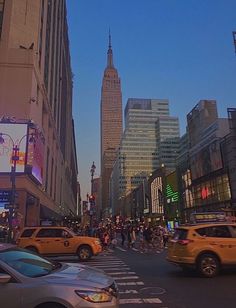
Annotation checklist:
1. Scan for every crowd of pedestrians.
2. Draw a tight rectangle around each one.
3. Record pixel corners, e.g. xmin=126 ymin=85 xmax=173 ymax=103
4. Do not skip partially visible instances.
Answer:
xmin=71 ymin=222 xmax=171 ymax=253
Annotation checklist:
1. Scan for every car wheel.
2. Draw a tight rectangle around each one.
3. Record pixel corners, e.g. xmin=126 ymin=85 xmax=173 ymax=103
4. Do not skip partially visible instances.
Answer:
xmin=197 ymin=253 xmax=220 ymax=278
xmin=25 ymin=246 xmax=38 ymax=254
xmin=77 ymin=245 xmax=92 ymax=261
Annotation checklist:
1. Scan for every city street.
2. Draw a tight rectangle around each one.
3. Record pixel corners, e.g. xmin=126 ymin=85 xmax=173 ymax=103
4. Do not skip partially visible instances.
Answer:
xmin=54 ymin=245 xmax=236 ymax=308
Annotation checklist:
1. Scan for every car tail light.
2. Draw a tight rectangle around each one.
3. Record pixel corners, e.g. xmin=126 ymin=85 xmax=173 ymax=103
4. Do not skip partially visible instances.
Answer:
xmin=177 ymin=239 xmax=193 ymax=245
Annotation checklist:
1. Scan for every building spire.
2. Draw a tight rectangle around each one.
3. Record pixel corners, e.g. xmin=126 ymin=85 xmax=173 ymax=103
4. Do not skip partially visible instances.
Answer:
xmin=107 ymin=28 xmax=113 ymax=67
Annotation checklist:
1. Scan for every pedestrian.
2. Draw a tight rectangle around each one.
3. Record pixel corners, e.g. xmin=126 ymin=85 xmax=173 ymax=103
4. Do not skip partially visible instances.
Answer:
xmin=121 ymin=228 xmax=126 ymax=246
xmin=103 ymin=232 xmax=110 ymax=250
xmin=13 ymin=226 xmax=21 ymax=244
xmin=127 ymin=226 xmax=132 ymax=248
xmin=143 ymin=225 xmax=153 ymax=251
xmin=139 ymin=226 xmax=145 ymax=252
xmin=131 ymin=227 xmax=136 ymax=248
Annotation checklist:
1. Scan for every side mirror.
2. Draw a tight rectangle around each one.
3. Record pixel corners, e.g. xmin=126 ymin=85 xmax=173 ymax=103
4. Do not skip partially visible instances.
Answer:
xmin=0 ymin=273 xmax=11 ymax=284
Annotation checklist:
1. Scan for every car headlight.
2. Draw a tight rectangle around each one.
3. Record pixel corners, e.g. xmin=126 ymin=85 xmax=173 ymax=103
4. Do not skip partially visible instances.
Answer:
xmin=75 ymin=290 xmax=112 ymax=303
xmin=95 ymin=240 xmax=101 ymax=245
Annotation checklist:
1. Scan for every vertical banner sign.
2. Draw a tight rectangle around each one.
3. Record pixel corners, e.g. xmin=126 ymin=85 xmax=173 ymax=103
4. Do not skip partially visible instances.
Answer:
xmin=27 ymin=128 xmax=44 ymax=184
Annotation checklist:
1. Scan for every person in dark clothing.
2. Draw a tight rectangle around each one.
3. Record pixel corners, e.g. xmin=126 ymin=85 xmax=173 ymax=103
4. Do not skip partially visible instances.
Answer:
xmin=143 ymin=226 xmax=152 ymax=244
xmin=121 ymin=228 xmax=126 ymax=246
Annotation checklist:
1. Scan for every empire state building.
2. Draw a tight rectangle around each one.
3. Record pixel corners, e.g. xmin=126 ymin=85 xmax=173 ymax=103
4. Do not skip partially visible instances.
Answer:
xmin=100 ymin=33 xmax=123 ymax=215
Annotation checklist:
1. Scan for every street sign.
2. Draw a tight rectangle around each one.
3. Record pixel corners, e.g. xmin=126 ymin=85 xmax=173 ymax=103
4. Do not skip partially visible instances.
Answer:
xmin=0 ymin=190 xmax=18 ymax=202
xmin=0 ymin=190 xmax=11 ymax=202
xmin=4 ymin=204 xmax=19 ymax=210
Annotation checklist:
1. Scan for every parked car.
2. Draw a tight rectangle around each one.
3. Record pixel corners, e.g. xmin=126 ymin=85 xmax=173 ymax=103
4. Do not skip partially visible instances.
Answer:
xmin=0 ymin=243 xmax=119 ymax=308
xmin=17 ymin=226 xmax=102 ymax=261
xmin=167 ymin=222 xmax=236 ymax=277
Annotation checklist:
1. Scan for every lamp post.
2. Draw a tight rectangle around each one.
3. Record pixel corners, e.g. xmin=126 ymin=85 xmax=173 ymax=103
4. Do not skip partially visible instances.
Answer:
xmin=0 ymin=132 xmax=35 ymax=242
xmin=89 ymin=161 xmax=96 ymax=229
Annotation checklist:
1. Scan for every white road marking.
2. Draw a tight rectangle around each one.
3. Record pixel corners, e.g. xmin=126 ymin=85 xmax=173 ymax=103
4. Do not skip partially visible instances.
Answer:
xmin=106 ymin=271 xmax=136 ymax=275
xmin=119 ymin=290 xmax=138 ymax=294
xmin=116 ymin=247 xmax=127 ymax=252
xmin=93 ymin=266 xmax=131 ymax=270
xmin=117 ymin=281 xmax=144 ymax=286
xmin=120 ymin=298 xmax=162 ymax=305
xmin=143 ymin=298 xmax=162 ymax=304
xmin=87 ymin=261 xmax=126 ymax=265
xmin=120 ymin=299 xmax=143 ymax=304
xmin=113 ymin=276 xmax=139 ymax=280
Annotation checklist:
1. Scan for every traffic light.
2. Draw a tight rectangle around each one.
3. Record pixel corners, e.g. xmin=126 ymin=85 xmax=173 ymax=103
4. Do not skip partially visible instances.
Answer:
xmin=89 ymin=195 xmax=95 ymax=206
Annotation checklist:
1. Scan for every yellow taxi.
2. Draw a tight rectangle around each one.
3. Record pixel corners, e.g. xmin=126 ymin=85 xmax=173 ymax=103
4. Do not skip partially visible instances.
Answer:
xmin=17 ymin=226 xmax=102 ymax=261
xmin=167 ymin=222 xmax=236 ymax=277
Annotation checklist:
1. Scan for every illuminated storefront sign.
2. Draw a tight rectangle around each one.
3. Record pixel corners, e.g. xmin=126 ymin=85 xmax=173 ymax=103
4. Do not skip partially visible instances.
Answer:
xmin=166 ymin=172 xmax=179 ymax=204
xmin=0 ymin=123 xmax=28 ymax=172
xmin=201 ymin=187 xmax=209 ymax=199
xmin=151 ymin=177 xmax=163 ymax=214
xmin=192 ymin=174 xmax=231 ymax=207
xmin=166 ymin=184 xmax=179 ymax=203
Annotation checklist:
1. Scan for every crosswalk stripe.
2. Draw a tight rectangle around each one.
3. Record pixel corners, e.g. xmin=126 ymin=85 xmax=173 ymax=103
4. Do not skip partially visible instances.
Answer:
xmin=106 ymin=271 xmax=136 ymax=275
xmin=113 ymin=276 xmax=139 ymax=280
xmin=92 ymin=266 xmax=131 ymax=271
xmin=116 ymin=247 xmax=127 ymax=252
xmin=119 ymin=290 xmax=138 ymax=294
xmin=143 ymin=298 xmax=163 ymax=304
xmin=120 ymin=298 xmax=162 ymax=305
xmin=118 ymin=281 xmax=144 ymax=286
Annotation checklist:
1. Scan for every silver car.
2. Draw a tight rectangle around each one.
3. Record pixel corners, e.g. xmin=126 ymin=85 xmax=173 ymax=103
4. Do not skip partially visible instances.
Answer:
xmin=0 ymin=243 xmax=119 ymax=308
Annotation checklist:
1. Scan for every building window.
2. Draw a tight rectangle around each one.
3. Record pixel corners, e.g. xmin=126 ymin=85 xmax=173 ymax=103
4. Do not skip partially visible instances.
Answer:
xmin=0 ymin=0 xmax=5 ymax=38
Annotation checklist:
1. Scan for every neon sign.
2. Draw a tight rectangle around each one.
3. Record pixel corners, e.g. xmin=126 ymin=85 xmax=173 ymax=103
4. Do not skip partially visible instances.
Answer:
xmin=166 ymin=184 xmax=179 ymax=203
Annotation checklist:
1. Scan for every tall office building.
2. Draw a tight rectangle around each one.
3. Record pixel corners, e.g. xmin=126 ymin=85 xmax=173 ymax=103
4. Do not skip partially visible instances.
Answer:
xmin=0 ymin=1 xmax=77 ymax=226
xmin=100 ymin=33 xmax=122 ymax=216
xmin=110 ymin=98 xmax=180 ymax=216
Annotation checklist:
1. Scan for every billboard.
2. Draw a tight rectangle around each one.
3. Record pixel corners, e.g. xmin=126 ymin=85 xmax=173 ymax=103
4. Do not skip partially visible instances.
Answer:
xmin=0 ymin=123 xmax=28 ymax=172
xmin=190 ymin=139 xmax=223 ymax=180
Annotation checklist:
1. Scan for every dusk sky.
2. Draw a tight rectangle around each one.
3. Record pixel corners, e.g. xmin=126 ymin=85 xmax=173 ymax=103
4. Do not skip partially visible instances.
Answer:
xmin=67 ymin=0 xmax=236 ymax=200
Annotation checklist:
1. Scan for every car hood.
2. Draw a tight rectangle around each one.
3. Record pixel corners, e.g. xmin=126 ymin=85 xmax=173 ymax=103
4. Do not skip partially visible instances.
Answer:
xmin=42 ymin=263 xmax=113 ymax=289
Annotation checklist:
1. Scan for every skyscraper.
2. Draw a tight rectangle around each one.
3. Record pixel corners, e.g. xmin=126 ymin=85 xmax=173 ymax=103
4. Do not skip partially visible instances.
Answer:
xmin=100 ymin=33 xmax=123 ymax=216
xmin=110 ymin=98 xmax=180 ymax=216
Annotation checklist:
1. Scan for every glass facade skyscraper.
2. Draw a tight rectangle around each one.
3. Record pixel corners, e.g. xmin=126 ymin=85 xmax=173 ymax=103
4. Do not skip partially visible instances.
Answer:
xmin=110 ymin=98 xmax=180 ymax=215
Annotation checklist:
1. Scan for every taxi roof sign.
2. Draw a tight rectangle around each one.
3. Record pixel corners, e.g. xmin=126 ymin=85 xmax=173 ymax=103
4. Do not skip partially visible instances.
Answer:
xmin=190 ymin=212 xmax=227 ymax=224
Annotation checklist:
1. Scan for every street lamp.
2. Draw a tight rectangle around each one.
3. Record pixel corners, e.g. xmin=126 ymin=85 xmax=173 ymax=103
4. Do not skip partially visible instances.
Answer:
xmin=0 ymin=132 xmax=35 ymax=242
xmin=89 ymin=161 xmax=96 ymax=229
xmin=90 ymin=161 xmax=96 ymax=195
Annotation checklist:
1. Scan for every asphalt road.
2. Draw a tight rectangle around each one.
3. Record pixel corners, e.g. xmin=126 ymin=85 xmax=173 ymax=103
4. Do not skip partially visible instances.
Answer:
xmin=53 ymin=246 xmax=236 ymax=308
xmin=113 ymin=246 xmax=236 ymax=308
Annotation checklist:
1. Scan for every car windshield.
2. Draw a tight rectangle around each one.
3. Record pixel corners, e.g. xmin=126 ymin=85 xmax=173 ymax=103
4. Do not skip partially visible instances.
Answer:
xmin=0 ymin=248 xmax=61 ymax=278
